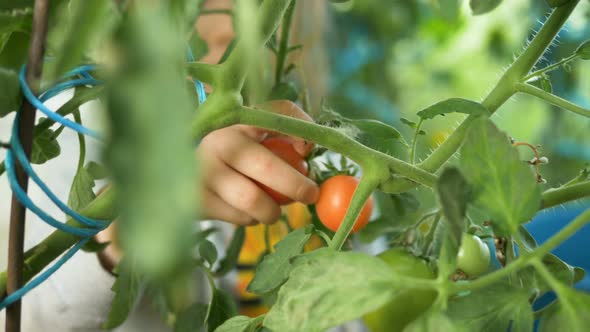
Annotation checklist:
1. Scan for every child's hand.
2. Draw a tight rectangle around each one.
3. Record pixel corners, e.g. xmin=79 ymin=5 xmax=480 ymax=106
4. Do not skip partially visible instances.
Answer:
xmin=197 ymin=100 xmax=319 ymax=226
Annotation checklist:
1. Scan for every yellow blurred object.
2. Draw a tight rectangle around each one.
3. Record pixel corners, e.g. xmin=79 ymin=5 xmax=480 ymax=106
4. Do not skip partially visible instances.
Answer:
xmin=429 ymin=129 xmax=451 ymax=148
xmin=234 ymin=202 xmax=324 ymax=316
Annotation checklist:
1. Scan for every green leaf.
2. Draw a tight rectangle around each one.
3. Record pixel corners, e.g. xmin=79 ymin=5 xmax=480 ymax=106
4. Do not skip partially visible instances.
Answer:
xmin=0 ymin=32 xmax=30 ymax=70
xmin=214 ymin=315 xmax=264 ymax=332
xmin=86 ymin=161 xmax=108 ymax=180
xmin=103 ymin=259 xmax=145 ymax=329
xmin=575 ymin=40 xmax=590 ymax=60
xmin=437 ymin=0 xmax=462 ymax=21
xmin=268 ymin=81 xmax=298 ymax=102
xmin=174 ymin=303 xmax=208 ymax=332
xmin=459 ymin=118 xmax=542 ymax=236
xmin=519 ymin=253 xmax=579 ymax=295
xmin=47 ymin=0 xmax=114 ymax=81
xmin=530 ymin=76 xmax=553 ymax=93
xmin=263 ymin=250 xmax=399 ymax=332
xmin=358 ymin=192 xmax=419 ymax=243
xmin=215 ymin=226 xmax=246 ymax=276
xmin=80 ymin=238 xmax=110 ymax=253
xmin=417 ymin=98 xmax=488 ymax=120
xmin=247 ymin=225 xmax=314 ymax=294
xmin=446 ymin=283 xmax=533 ymax=332
xmin=403 ymin=312 xmax=465 ymax=332
xmin=67 ymin=166 xmax=96 ymax=213
xmin=207 ymin=288 xmax=238 ymax=332
xmin=187 ymin=30 xmax=209 ymax=61
xmin=199 ymin=239 xmax=218 ymax=267
xmin=30 ymin=128 xmax=61 ymax=164
xmin=517 ymin=226 xmax=538 ymax=251
xmin=436 ymin=167 xmax=471 ymax=277
xmin=400 ymin=117 xmax=417 ymax=129
xmin=0 ymin=67 xmax=20 ymax=117
xmin=0 ymin=1 xmax=33 ymax=11
xmin=539 ymin=287 xmax=590 ymax=332
xmin=0 ymin=9 xmax=32 ymax=35
xmin=469 ymin=0 xmax=503 ymax=15
xmin=546 ymin=0 xmax=574 ymax=8
xmin=349 ymin=118 xmax=409 ymax=151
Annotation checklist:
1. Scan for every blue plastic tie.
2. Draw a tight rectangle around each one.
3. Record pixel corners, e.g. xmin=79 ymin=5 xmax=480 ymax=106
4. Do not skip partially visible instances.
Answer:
xmin=186 ymin=46 xmax=208 ymax=105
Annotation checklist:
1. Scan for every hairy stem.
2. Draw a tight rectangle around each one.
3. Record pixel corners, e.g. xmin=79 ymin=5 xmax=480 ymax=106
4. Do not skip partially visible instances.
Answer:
xmin=521 ymin=54 xmax=579 ymax=82
xmin=453 ymin=207 xmax=590 ymax=293
xmin=542 ymin=181 xmax=590 ymax=209
xmin=515 ymin=82 xmax=590 ymax=118
xmin=329 ymin=173 xmax=382 ymax=251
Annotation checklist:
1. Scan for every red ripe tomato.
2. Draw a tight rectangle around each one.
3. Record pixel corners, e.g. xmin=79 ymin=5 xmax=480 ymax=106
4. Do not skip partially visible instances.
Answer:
xmin=316 ymin=175 xmax=373 ymax=233
xmin=258 ymin=137 xmax=309 ymax=205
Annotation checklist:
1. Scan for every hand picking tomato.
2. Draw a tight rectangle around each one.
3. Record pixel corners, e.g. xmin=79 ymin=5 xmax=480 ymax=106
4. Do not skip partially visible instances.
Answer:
xmin=456 ymin=233 xmax=491 ymax=278
xmin=257 ymin=137 xmax=309 ymax=205
xmin=315 ymin=175 xmax=373 ymax=233
xmin=363 ymin=248 xmax=436 ymax=332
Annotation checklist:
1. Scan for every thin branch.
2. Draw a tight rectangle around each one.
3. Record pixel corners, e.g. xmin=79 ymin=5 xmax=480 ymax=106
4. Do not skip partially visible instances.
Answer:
xmin=5 ymin=0 xmax=51 ymax=330
xmin=542 ymin=181 xmax=590 ymax=209
xmin=522 ymin=54 xmax=579 ymax=82
xmin=515 ymin=82 xmax=590 ymax=119
xmin=186 ymin=62 xmax=222 ymax=86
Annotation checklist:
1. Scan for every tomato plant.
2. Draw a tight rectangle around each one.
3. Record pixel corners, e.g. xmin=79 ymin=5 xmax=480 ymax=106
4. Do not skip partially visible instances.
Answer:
xmin=257 ymin=137 xmax=309 ymax=205
xmin=316 ymin=175 xmax=374 ymax=233
xmin=1 ymin=0 xmax=590 ymax=332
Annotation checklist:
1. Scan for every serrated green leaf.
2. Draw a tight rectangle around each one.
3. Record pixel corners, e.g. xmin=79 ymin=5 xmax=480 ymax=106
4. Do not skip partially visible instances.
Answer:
xmin=67 ymin=166 xmax=96 ymax=212
xmin=103 ymin=259 xmax=145 ymax=329
xmin=0 ymin=67 xmax=20 ymax=117
xmin=417 ymin=98 xmax=488 ymax=120
xmin=575 ymin=40 xmax=590 ymax=60
xmin=539 ymin=287 xmax=590 ymax=332
xmin=470 ymin=0 xmax=503 ymax=15
xmin=459 ymin=118 xmax=542 ymax=236
xmin=207 ymin=288 xmax=238 ymax=332
xmin=30 ymin=128 xmax=61 ymax=164
xmin=446 ymin=283 xmax=533 ymax=332
xmin=263 ymin=250 xmax=399 ymax=332
xmin=403 ymin=312 xmax=465 ymax=332
xmin=215 ymin=226 xmax=245 ymax=276
xmin=214 ymin=315 xmax=264 ymax=332
xmin=247 ymin=225 xmax=313 ymax=294
xmin=174 ymin=303 xmax=208 ymax=332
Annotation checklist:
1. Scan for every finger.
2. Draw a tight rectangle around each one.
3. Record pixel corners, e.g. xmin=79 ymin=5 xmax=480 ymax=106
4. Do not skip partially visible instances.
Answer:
xmin=206 ymin=158 xmax=282 ymax=224
xmin=219 ymin=130 xmax=319 ymax=204
xmin=202 ymin=188 xmax=258 ymax=226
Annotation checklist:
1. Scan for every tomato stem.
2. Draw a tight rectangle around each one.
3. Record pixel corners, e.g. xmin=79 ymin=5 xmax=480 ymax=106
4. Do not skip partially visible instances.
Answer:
xmin=515 ymin=82 xmax=590 ymax=119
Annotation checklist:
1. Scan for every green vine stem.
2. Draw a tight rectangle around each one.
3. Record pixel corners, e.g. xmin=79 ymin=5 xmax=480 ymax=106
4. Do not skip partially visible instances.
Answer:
xmin=186 ymin=62 xmax=223 ymax=85
xmin=329 ymin=173 xmax=383 ymax=251
xmin=452 ymin=207 xmax=590 ymax=293
xmin=274 ymin=0 xmax=296 ymax=84
xmin=418 ymin=1 xmax=580 ymax=173
xmin=236 ymin=106 xmax=438 ymax=187
xmin=521 ymin=54 xmax=579 ymax=82
xmin=542 ymin=181 xmax=590 ymax=209
xmin=515 ymin=82 xmax=590 ymax=118
xmin=0 ymin=187 xmax=117 ymax=300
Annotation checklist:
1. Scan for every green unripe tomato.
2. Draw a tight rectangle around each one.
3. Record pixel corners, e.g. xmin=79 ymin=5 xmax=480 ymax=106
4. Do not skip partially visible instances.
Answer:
xmin=456 ymin=234 xmax=491 ymax=278
xmin=363 ymin=249 xmax=436 ymax=332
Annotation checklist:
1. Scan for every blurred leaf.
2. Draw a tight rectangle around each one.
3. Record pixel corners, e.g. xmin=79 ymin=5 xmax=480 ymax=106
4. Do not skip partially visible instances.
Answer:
xmin=86 ymin=161 xmax=108 ymax=180
xmin=470 ymin=0 xmax=503 ymax=15
xmin=576 ymin=40 xmax=590 ymax=60
xmin=417 ymin=98 xmax=488 ymax=120
xmin=31 ymin=128 xmax=60 ymax=164
xmin=174 ymin=303 xmax=208 ymax=332
xmin=459 ymin=118 xmax=542 ymax=236
xmin=263 ymin=250 xmax=399 ymax=332
xmin=269 ymin=81 xmax=298 ymax=102
xmin=207 ymin=288 xmax=238 ymax=332
xmin=447 ymin=283 xmax=533 ymax=332
xmin=358 ymin=191 xmax=419 ymax=243
xmin=103 ymin=259 xmax=145 ymax=329
xmin=199 ymin=239 xmax=218 ymax=267
xmin=436 ymin=167 xmax=471 ymax=277
xmin=106 ymin=5 xmax=197 ymax=279
xmin=437 ymin=0 xmax=461 ymax=21
xmin=519 ymin=253 xmax=579 ymax=295
xmin=81 ymin=238 xmax=110 ymax=253
xmin=404 ymin=312 xmax=465 ymax=332
xmin=530 ymin=76 xmax=553 ymax=93
xmin=0 ymin=67 xmax=20 ymax=117
xmin=215 ymin=226 xmax=246 ymax=276
xmin=517 ymin=226 xmax=538 ymax=250
xmin=188 ymin=30 xmax=209 ymax=60
xmin=0 ymin=31 xmax=30 ymax=70
xmin=0 ymin=9 xmax=32 ymax=34
xmin=349 ymin=118 xmax=409 ymax=151
xmin=539 ymin=288 xmax=590 ymax=332
xmin=47 ymin=0 xmax=113 ymax=81
xmin=247 ymin=225 xmax=314 ymax=294
xmin=400 ymin=117 xmax=417 ymax=129
xmin=546 ymin=0 xmax=574 ymax=8
xmin=214 ymin=315 xmax=264 ymax=332
xmin=67 ymin=165 xmax=96 ymax=212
